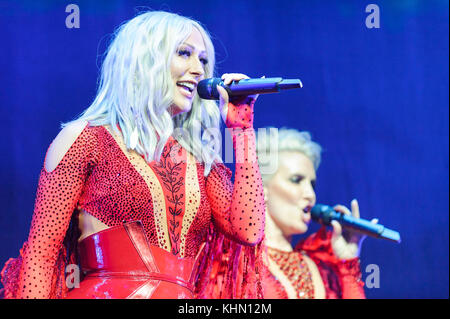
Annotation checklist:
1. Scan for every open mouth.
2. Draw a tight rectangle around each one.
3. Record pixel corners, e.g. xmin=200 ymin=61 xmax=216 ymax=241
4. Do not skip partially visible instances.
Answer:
xmin=176 ymin=81 xmax=196 ymax=94
xmin=302 ymin=207 xmax=312 ymax=223
xmin=303 ymin=206 xmax=312 ymax=214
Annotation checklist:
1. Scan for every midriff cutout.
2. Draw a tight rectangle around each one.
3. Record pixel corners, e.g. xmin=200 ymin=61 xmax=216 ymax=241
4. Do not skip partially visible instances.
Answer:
xmin=78 ymin=210 xmax=110 ymax=242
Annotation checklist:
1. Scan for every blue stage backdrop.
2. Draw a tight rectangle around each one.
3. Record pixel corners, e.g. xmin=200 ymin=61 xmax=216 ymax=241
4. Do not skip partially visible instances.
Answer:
xmin=0 ymin=0 xmax=448 ymax=298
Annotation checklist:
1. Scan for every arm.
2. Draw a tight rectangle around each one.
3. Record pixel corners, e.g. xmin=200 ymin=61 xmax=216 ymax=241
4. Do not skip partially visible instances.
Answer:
xmin=206 ymin=132 xmax=264 ymax=246
xmin=334 ymin=258 xmax=365 ymax=299
xmin=297 ymin=227 xmax=365 ymax=299
xmin=329 ymin=199 xmax=379 ymax=298
xmin=16 ymin=121 xmax=93 ymax=298
xmin=206 ymin=74 xmax=265 ymax=246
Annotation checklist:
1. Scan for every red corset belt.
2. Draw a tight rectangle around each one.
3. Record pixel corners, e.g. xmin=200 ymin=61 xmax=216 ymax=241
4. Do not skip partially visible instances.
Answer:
xmin=65 ymin=221 xmax=199 ymax=299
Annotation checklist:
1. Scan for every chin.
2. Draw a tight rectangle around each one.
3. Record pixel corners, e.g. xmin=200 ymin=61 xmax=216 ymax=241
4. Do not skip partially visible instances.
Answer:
xmin=295 ymin=223 xmax=309 ymax=235
xmin=170 ymin=103 xmax=192 ymax=116
xmin=286 ymin=224 xmax=308 ymax=236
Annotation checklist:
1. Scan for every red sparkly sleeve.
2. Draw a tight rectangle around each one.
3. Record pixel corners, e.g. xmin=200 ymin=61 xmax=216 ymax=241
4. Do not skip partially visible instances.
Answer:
xmin=195 ymin=97 xmax=266 ymax=298
xmin=206 ymin=128 xmax=265 ymax=246
xmin=296 ymin=227 xmax=366 ymax=299
xmin=196 ymin=127 xmax=266 ymax=299
xmin=1 ymin=124 xmax=98 ymax=298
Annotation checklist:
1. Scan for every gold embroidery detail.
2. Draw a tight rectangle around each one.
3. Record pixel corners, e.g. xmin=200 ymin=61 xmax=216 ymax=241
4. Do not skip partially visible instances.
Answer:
xmin=104 ymin=126 xmax=171 ymax=252
xmin=179 ymin=152 xmax=200 ymax=257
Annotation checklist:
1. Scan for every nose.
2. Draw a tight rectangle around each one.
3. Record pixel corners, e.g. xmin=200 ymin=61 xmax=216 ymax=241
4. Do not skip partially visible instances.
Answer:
xmin=303 ymin=183 xmax=316 ymax=206
xmin=189 ymin=57 xmax=205 ymax=78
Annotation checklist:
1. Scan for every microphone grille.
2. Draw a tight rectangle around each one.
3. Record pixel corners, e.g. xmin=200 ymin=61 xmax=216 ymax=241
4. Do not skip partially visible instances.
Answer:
xmin=311 ymin=204 xmax=334 ymax=222
xmin=197 ymin=78 xmax=221 ymax=100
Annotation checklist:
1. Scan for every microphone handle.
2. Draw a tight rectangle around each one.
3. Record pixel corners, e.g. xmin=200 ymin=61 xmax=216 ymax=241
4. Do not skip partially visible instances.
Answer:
xmin=311 ymin=204 xmax=401 ymax=243
xmin=197 ymin=77 xmax=302 ymax=100
xmin=222 ymin=77 xmax=283 ymax=96
xmin=198 ymin=77 xmax=284 ymax=100
xmin=334 ymin=211 xmax=385 ymax=237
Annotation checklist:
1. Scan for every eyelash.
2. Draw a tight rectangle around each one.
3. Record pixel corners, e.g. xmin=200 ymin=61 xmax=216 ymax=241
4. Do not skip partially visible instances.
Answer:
xmin=290 ymin=176 xmax=316 ymax=189
xmin=290 ymin=176 xmax=303 ymax=184
xmin=178 ymin=49 xmax=208 ymax=65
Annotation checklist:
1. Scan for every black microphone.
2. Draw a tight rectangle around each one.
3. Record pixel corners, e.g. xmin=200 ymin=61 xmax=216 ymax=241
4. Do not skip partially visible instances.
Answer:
xmin=311 ymin=204 xmax=401 ymax=243
xmin=197 ymin=77 xmax=303 ymax=100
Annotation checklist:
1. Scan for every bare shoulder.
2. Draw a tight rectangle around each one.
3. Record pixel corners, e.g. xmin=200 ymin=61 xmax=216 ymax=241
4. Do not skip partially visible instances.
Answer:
xmin=44 ymin=120 xmax=89 ymax=173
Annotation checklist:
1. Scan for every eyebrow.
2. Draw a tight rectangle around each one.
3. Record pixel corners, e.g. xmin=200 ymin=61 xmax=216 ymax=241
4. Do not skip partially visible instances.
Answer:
xmin=180 ymin=42 xmax=207 ymax=55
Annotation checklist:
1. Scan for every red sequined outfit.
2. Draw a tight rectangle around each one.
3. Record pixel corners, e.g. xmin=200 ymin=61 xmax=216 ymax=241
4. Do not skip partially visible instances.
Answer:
xmin=1 ymin=100 xmax=266 ymax=299
xmin=262 ymin=227 xmax=366 ymax=299
xmin=265 ymin=247 xmax=315 ymax=299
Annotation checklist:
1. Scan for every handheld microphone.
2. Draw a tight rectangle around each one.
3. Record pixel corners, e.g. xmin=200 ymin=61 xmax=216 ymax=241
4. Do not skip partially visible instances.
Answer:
xmin=197 ymin=77 xmax=303 ymax=100
xmin=311 ymin=204 xmax=401 ymax=243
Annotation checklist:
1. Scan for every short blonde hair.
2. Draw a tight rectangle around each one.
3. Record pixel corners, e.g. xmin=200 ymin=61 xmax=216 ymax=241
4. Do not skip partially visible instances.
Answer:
xmin=256 ymin=127 xmax=322 ymax=182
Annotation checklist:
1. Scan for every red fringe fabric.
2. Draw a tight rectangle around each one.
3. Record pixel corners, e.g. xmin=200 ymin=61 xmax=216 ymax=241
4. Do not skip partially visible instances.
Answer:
xmin=296 ymin=226 xmax=342 ymax=264
xmin=194 ymin=224 xmax=266 ymax=299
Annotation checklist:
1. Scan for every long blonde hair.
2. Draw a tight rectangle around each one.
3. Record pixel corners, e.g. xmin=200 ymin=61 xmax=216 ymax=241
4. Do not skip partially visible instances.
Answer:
xmin=65 ymin=11 xmax=222 ymax=175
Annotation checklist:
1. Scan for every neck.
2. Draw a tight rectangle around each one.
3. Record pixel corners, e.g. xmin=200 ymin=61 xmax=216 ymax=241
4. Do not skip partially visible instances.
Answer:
xmin=265 ymin=211 xmax=293 ymax=252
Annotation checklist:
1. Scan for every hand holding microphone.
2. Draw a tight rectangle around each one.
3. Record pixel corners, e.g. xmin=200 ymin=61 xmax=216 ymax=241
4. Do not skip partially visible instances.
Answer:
xmin=214 ymin=73 xmax=258 ymax=129
xmin=333 ymin=200 xmax=377 ymax=260
xmin=197 ymin=76 xmax=303 ymax=101
xmin=311 ymin=200 xmax=401 ymax=260
xmin=200 ymin=74 xmax=303 ymax=129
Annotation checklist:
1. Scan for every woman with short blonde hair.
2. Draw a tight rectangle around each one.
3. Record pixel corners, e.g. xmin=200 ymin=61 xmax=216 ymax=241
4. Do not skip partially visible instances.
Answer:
xmin=257 ymin=127 xmax=373 ymax=299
